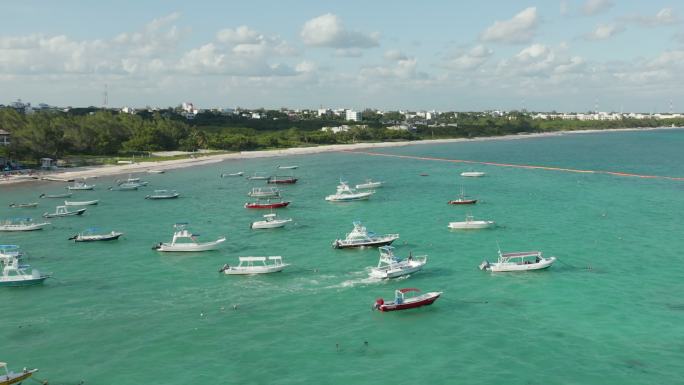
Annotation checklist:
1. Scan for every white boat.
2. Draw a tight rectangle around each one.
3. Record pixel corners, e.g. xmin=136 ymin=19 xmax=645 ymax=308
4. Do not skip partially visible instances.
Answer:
xmin=219 ymin=256 xmax=289 ymax=275
xmin=248 ymin=187 xmax=281 ymax=198
xmin=221 ymin=171 xmax=244 ymax=177
xmin=448 ymin=214 xmax=495 ymax=230
xmin=479 ymin=250 xmax=556 ymax=272
xmin=251 ymin=213 xmax=292 ymax=229
xmin=42 ymin=206 xmax=86 ymax=218
xmin=153 ymin=223 xmax=225 ymax=252
xmin=145 ymin=190 xmax=180 ymax=199
xmin=325 ymin=181 xmax=374 ymax=202
xmin=8 ymin=202 xmax=38 ymax=208
xmin=39 ymin=192 xmax=72 ymax=199
xmin=66 ymin=180 xmax=95 ymax=190
xmin=64 ymin=199 xmax=99 ymax=206
xmin=109 ymin=183 xmax=139 ymax=191
xmin=277 ymin=165 xmax=298 ymax=170
xmin=247 ymin=172 xmax=270 ymax=180
xmin=369 ymin=246 xmax=427 ymax=279
xmin=355 ymin=179 xmax=384 ymax=189
xmin=116 ymin=175 xmax=141 ymax=184
xmin=0 ymin=362 xmax=38 ymax=384
xmin=0 ymin=218 xmax=50 ymax=232
xmin=147 ymin=169 xmax=165 ymax=174
xmin=0 ymin=256 xmax=50 ymax=287
xmin=461 ymin=171 xmax=486 ymax=177
xmin=69 ymin=229 xmax=123 ymax=242
xmin=333 ymin=221 xmax=399 ymax=249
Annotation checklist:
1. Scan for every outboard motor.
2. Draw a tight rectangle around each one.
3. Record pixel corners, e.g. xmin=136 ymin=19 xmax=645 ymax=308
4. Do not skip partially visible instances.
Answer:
xmin=373 ymin=298 xmax=384 ymax=310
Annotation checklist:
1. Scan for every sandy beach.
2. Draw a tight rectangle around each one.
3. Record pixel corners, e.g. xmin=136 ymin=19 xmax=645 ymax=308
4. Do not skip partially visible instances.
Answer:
xmin=1 ymin=126 xmax=679 ymax=186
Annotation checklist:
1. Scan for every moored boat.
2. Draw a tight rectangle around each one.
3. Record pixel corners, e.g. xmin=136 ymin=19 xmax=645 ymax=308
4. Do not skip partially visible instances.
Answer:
xmin=355 ymin=179 xmax=384 ymax=189
xmin=373 ymin=288 xmax=442 ymax=312
xmin=109 ymin=183 xmax=139 ymax=191
xmin=64 ymin=199 xmax=99 ymax=206
xmin=42 ymin=206 xmax=86 ymax=218
xmin=244 ymin=199 xmax=290 ymax=209
xmin=39 ymin=192 xmax=72 ymax=199
xmin=66 ymin=179 xmax=95 ymax=190
xmin=8 ymin=202 xmax=38 ymax=208
xmin=0 ymin=362 xmax=38 ymax=385
xmin=461 ymin=171 xmax=486 ymax=177
xmin=221 ymin=171 xmax=244 ymax=177
xmin=248 ymin=187 xmax=281 ymax=198
xmin=332 ymin=221 xmax=399 ymax=249
xmin=246 ymin=172 xmax=270 ymax=180
xmin=145 ymin=190 xmax=180 ymax=199
xmin=277 ymin=165 xmax=298 ymax=170
xmin=0 ymin=218 xmax=50 ymax=232
xmin=69 ymin=229 xmax=124 ymax=242
xmin=479 ymin=250 xmax=556 ymax=272
xmin=448 ymin=215 xmax=495 ymax=230
xmin=147 ymin=169 xmax=165 ymax=174
xmin=153 ymin=223 xmax=225 ymax=252
xmin=369 ymin=246 xmax=427 ymax=279
xmin=219 ymin=256 xmax=289 ymax=275
xmin=0 ymin=255 xmax=50 ymax=287
xmin=325 ymin=181 xmax=374 ymax=202
xmin=448 ymin=187 xmax=477 ymax=205
xmin=251 ymin=213 xmax=292 ymax=229
xmin=267 ymin=175 xmax=298 ymax=184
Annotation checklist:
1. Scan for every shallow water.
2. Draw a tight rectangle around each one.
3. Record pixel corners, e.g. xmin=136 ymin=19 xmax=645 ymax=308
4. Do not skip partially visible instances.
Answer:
xmin=1 ymin=129 xmax=684 ymax=384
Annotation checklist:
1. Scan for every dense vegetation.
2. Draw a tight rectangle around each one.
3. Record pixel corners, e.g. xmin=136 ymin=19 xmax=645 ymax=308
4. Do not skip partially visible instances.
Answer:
xmin=1 ymin=107 xmax=682 ymax=164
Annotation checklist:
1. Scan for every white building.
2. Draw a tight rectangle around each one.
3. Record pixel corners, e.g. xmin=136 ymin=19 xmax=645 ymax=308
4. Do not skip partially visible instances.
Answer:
xmin=321 ymin=125 xmax=352 ymax=134
xmin=345 ymin=110 xmax=361 ymax=122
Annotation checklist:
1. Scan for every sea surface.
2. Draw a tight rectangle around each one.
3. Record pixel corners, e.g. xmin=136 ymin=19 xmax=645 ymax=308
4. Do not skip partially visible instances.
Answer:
xmin=2 ymin=129 xmax=684 ymax=385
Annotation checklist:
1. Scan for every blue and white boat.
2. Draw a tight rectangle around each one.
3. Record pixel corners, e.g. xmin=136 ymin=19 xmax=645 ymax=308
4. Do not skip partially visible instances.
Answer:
xmin=0 ymin=255 xmax=50 ymax=287
xmin=325 ymin=181 xmax=374 ymax=202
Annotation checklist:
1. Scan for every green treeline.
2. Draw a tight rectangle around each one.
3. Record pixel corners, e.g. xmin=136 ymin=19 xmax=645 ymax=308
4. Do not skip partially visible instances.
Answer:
xmin=1 ymin=107 xmax=682 ymax=162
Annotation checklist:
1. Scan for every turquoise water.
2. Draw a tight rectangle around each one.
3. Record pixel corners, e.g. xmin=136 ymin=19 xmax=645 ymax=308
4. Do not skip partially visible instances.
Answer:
xmin=2 ymin=129 xmax=684 ymax=384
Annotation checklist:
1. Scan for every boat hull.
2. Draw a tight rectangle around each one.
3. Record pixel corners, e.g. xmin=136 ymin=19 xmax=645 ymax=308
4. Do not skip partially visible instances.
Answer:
xmin=222 ymin=265 xmax=288 ymax=275
xmin=370 ymin=261 xmax=426 ymax=279
xmin=0 ymin=276 xmax=49 ymax=287
xmin=325 ymin=194 xmax=372 ymax=202
xmin=0 ymin=369 xmax=37 ymax=384
xmin=244 ymin=202 xmax=290 ymax=209
xmin=377 ymin=292 xmax=441 ymax=312
xmin=448 ymin=221 xmax=494 ymax=229
xmin=8 ymin=203 xmax=38 ymax=208
xmin=155 ymin=238 xmax=226 ymax=252
xmin=72 ymin=232 xmax=123 ymax=242
xmin=0 ymin=223 xmax=49 ymax=231
xmin=267 ymin=178 xmax=298 ymax=184
xmin=40 ymin=193 xmax=72 ymax=199
xmin=251 ymin=220 xmax=291 ymax=229
xmin=483 ymin=257 xmax=556 ymax=272
xmin=145 ymin=194 xmax=180 ymax=200
xmin=448 ymin=199 xmax=477 ymax=205
xmin=333 ymin=238 xmax=397 ymax=249
xmin=64 ymin=200 xmax=99 ymax=206
xmin=43 ymin=208 xmax=86 ymax=218
xmin=461 ymin=172 xmax=485 ymax=177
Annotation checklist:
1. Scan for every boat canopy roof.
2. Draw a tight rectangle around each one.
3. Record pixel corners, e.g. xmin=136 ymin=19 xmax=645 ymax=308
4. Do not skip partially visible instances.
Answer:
xmin=0 ymin=245 xmax=20 ymax=249
xmin=239 ymin=256 xmax=267 ymax=262
xmin=500 ymin=251 xmax=541 ymax=258
xmin=263 ymin=213 xmax=277 ymax=218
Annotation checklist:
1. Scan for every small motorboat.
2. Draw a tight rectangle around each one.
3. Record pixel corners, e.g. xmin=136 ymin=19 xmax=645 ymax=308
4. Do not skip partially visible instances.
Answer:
xmin=43 ymin=206 xmax=86 ymax=218
xmin=373 ymin=288 xmax=442 ymax=312
xmin=69 ymin=228 xmax=124 ymax=242
xmin=0 ymin=218 xmax=50 ymax=232
xmin=221 ymin=171 xmax=244 ymax=177
xmin=448 ymin=187 xmax=477 ymax=205
xmin=153 ymin=223 xmax=225 ymax=252
xmin=325 ymin=181 xmax=374 ymax=202
xmin=39 ymin=192 xmax=72 ymax=199
xmin=355 ymin=179 xmax=384 ymax=189
xmin=479 ymin=250 xmax=556 ymax=272
xmin=248 ymin=187 xmax=281 ymax=198
xmin=64 ymin=199 xmax=99 ymax=206
xmin=219 ymin=256 xmax=289 ymax=275
xmin=461 ymin=171 xmax=486 ymax=177
xmin=246 ymin=172 xmax=270 ymax=180
xmin=147 ymin=169 xmax=165 ymax=174
xmin=244 ymin=199 xmax=291 ymax=209
xmin=8 ymin=202 xmax=38 ymax=208
xmin=145 ymin=190 xmax=180 ymax=199
xmin=109 ymin=183 xmax=139 ymax=191
xmin=0 ymin=255 xmax=50 ymax=287
xmin=277 ymin=165 xmax=298 ymax=170
xmin=66 ymin=180 xmax=95 ymax=190
xmin=0 ymin=362 xmax=38 ymax=385
xmin=369 ymin=246 xmax=427 ymax=279
xmin=448 ymin=214 xmax=495 ymax=230
xmin=251 ymin=213 xmax=292 ymax=229
xmin=332 ymin=221 xmax=399 ymax=249
xmin=267 ymin=176 xmax=298 ymax=184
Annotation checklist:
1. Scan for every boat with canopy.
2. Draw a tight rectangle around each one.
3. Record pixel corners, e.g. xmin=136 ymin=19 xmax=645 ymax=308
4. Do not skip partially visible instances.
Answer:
xmin=325 ymin=181 xmax=374 ymax=202
xmin=0 ymin=255 xmax=50 ymax=287
xmin=251 ymin=213 xmax=292 ymax=229
xmin=448 ymin=186 xmax=477 ymax=205
xmin=69 ymin=228 xmax=124 ymax=242
xmin=248 ymin=187 xmax=281 ymax=198
xmin=145 ymin=190 xmax=180 ymax=199
xmin=448 ymin=214 xmax=495 ymax=229
xmin=0 ymin=218 xmax=50 ymax=232
xmin=153 ymin=223 xmax=225 ymax=252
xmin=219 ymin=256 xmax=289 ymax=275
xmin=42 ymin=206 xmax=86 ymax=218
xmin=369 ymin=246 xmax=427 ymax=279
xmin=479 ymin=250 xmax=556 ymax=272
xmin=373 ymin=288 xmax=442 ymax=312
xmin=0 ymin=362 xmax=38 ymax=385
xmin=66 ymin=179 xmax=95 ymax=190
xmin=332 ymin=221 xmax=399 ymax=249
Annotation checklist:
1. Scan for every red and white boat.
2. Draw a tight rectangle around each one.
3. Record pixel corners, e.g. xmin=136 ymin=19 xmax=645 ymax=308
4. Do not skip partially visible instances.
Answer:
xmin=448 ymin=186 xmax=477 ymax=205
xmin=244 ymin=200 xmax=291 ymax=209
xmin=267 ymin=176 xmax=298 ymax=184
xmin=373 ymin=288 xmax=442 ymax=312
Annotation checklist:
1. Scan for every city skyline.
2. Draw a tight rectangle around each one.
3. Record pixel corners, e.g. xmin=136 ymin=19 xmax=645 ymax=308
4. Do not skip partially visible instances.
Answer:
xmin=2 ymin=0 xmax=684 ymax=111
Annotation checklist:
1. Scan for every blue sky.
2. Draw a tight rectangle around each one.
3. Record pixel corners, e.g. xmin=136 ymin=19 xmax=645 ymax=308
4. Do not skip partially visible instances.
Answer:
xmin=1 ymin=0 xmax=683 ymax=112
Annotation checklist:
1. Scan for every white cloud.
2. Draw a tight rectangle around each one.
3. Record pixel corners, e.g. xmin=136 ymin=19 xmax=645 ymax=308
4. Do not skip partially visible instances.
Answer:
xmin=623 ymin=7 xmax=679 ymax=27
xmin=301 ymin=13 xmax=379 ymax=49
xmin=581 ymin=0 xmax=613 ymax=16
xmin=446 ymin=45 xmax=493 ymax=70
xmin=216 ymin=26 xmax=261 ymax=45
xmin=480 ymin=7 xmax=538 ymax=44
xmin=584 ymin=23 xmax=624 ymax=40
xmin=334 ymin=48 xmax=364 ymax=58
xmin=360 ymin=55 xmax=428 ymax=81
xmin=384 ymin=49 xmax=408 ymax=61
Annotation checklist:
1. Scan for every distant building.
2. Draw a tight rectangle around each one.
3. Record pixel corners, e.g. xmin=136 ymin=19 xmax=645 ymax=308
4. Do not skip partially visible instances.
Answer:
xmin=0 ymin=129 xmax=10 ymax=146
xmin=387 ymin=124 xmax=417 ymax=132
xmin=317 ymin=108 xmax=331 ymax=117
xmin=345 ymin=110 xmax=361 ymax=122
xmin=321 ymin=125 xmax=351 ymax=134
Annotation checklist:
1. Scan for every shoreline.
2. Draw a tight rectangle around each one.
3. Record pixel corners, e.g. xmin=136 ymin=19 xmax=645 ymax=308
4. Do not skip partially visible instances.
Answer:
xmin=2 ymin=126 xmax=680 ymax=186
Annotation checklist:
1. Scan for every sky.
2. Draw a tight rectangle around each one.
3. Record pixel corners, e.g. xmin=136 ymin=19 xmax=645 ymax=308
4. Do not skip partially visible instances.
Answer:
xmin=1 ymin=0 xmax=684 ymax=112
